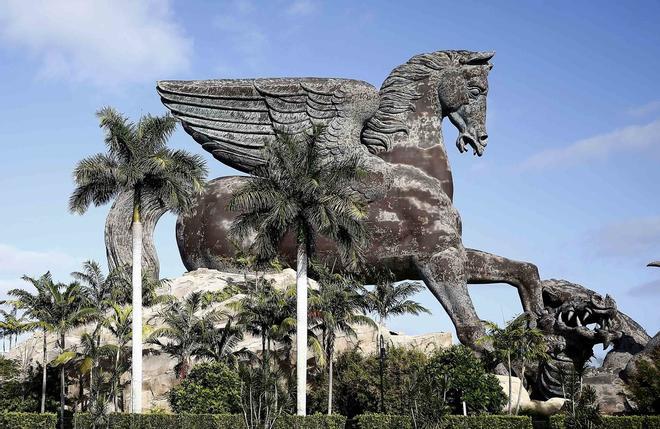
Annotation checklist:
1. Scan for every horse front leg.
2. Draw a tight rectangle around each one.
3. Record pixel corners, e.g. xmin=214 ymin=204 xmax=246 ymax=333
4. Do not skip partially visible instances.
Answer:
xmin=415 ymin=247 xmax=486 ymax=351
xmin=465 ymin=248 xmax=544 ymax=316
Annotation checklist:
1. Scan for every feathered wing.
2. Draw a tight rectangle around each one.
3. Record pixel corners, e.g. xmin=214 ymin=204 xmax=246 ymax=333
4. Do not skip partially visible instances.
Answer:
xmin=157 ymin=78 xmax=380 ymax=173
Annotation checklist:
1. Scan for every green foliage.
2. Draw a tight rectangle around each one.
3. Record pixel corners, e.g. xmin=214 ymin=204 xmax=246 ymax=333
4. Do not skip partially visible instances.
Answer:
xmin=627 ymin=345 xmax=660 ymax=415
xmin=558 ymin=363 xmax=601 ymax=429
xmin=228 ymin=126 xmax=368 ymax=267
xmin=0 ymin=413 xmax=57 ymax=429
xmin=550 ymin=415 xmax=660 ymax=429
xmin=273 ymin=414 xmax=346 ymax=428
xmin=168 ymin=362 xmax=241 ymax=414
xmin=74 ymin=413 xmax=244 ymax=429
xmin=418 ymin=345 xmax=507 ymax=416
xmin=307 ymin=347 xmax=428 ymax=418
xmin=355 ymin=414 xmax=533 ymax=429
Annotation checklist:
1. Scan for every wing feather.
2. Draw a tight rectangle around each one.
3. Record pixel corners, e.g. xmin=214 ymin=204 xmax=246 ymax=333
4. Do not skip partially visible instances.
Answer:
xmin=157 ymin=78 xmax=379 ymax=173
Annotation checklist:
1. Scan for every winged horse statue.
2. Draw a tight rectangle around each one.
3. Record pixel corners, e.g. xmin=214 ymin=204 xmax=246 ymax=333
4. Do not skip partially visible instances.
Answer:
xmin=106 ymin=50 xmax=545 ymax=349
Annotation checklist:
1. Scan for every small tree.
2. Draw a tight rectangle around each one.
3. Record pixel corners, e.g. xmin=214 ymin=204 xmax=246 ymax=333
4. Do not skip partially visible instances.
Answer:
xmin=482 ymin=313 xmax=547 ymax=414
xmin=627 ymin=345 xmax=660 ymax=415
xmin=309 ymin=268 xmax=374 ymax=415
xmin=168 ymin=362 xmax=242 ymax=414
xmin=559 ymin=362 xmax=601 ymax=429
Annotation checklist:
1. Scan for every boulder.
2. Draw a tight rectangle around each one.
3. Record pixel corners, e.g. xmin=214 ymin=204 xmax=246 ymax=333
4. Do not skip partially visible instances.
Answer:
xmin=496 ymin=375 xmax=566 ymax=416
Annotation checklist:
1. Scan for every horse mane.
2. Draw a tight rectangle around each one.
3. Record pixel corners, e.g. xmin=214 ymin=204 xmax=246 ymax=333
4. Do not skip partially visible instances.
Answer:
xmin=362 ymin=50 xmax=479 ymax=153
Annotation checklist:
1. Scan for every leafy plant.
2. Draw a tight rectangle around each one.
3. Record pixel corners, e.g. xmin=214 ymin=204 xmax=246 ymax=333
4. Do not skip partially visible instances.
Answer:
xmin=626 ymin=345 xmax=660 ymax=414
xmin=168 ymin=362 xmax=242 ymax=414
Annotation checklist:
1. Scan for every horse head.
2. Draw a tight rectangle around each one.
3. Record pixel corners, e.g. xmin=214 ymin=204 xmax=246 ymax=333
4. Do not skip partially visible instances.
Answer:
xmin=436 ymin=51 xmax=494 ymax=157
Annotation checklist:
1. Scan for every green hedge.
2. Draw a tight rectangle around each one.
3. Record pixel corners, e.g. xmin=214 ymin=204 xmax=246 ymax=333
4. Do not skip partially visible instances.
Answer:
xmin=74 ymin=413 xmax=244 ymax=428
xmin=549 ymin=415 xmax=660 ymax=429
xmin=355 ymin=414 xmax=533 ymax=429
xmin=0 ymin=413 xmax=57 ymax=429
xmin=274 ymin=414 xmax=346 ymax=428
xmin=74 ymin=413 xmax=345 ymax=429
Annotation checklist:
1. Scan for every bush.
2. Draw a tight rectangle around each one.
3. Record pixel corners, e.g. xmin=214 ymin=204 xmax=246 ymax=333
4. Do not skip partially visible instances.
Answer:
xmin=0 ymin=412 xmax=57 ymax=429
xmin=355 ymin=414 xmax=532 ymax=429
xmin=168 ymin=362 xmax=242 ymax=414
xmin=627 ymin=345 xmax=660 ymax=415
xmin=550 ymin=415 xmax=660 ymax=429
xmin=273 ymin=414 xmax=346 ymax=428
xmin=74 ymin=413 xmax=244 ymax=428
xmin=417 ymin=346 xmax=507 ymax=417
xmin=308 ymin=346 xmax=429 ymax=417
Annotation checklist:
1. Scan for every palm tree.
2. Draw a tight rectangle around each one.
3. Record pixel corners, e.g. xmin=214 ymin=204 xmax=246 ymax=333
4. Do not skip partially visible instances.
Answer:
xmin=49 ymin=281 xmax=95 ymax=427
xmin=105 ymin=304 xmax=132 ymax=411
xmin=482 ymin=315 xmax=547 ymax=415
xmin=148 ymin=291 xmax=220 ymax=379
xmin=309 ymin=269 xmax=374 ymax=415
xmin=69 ymin=107 xmax=208 ymax=412
xmin=197 ymin=317 xmax=249 ymax=365
xmin=0 ymin=307 xmax=27 ymax=351
xmin=363 ymin=272 xmax=430 ymax=412
xmin=8 ymin=272 xmax=58 ymax=413
xmin=228 ymin=127 xmax=368 ymax=415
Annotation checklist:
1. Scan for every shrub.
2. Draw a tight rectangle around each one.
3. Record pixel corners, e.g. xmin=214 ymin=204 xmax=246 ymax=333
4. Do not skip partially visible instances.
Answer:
xmin=550 ymin=415 xmax=660 ymax=429
xmin=0 ymin=412 xmax=57 ymax=429
xmin=168 ymin=362 xmax=242 ymax=414
xmin=308 ymin=346 xmax=428 ymax=418
xmin=627 ymin=345 xmax=660 ymax=415
xmin=417 ymin=346 xmax=507 ymax=417
xmin=355 ymin=414 xmax=532 ymax=429
xmin=74 ymin=413 xmax=245 ymax=428
xmin=273 ymin=414 xmax=346 ymax=428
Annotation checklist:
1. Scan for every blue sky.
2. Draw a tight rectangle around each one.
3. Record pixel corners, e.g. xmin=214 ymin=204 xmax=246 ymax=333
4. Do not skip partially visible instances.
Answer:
xmin=0 ymin=0 xmax=658 ymax=342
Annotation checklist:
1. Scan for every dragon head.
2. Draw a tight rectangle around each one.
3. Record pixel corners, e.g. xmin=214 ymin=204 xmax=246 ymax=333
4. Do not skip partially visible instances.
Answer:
xmin=538 ymin=279 xmax=622 ymax=350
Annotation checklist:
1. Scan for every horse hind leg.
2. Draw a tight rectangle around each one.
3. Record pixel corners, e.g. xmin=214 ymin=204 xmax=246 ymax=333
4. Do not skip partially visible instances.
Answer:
xmin=465 ymin=248 xmax=544 ymax=316
xmin=415 ymin=247 xmax=486 ymax=349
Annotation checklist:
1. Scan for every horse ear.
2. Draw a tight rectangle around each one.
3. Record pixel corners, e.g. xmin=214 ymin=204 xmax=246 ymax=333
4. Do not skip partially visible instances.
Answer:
xmin=461 ymin=51 xmax=495 ymax=65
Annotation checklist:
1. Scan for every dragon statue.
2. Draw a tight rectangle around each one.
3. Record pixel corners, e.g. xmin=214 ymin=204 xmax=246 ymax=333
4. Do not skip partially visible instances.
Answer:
xmin=104 ymin=50 xmax=656 ymax=412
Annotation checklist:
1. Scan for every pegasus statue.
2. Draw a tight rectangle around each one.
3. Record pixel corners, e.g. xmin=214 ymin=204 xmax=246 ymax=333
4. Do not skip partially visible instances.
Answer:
xmin=146 ymin=49 xmax=557 ymax=349
xmin=104 ymin=50 xmax=657 ymax=410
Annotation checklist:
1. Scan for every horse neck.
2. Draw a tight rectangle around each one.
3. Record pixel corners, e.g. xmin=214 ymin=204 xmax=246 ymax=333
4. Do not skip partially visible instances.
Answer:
xmin=377 ymin=83 xmax=455 ymax=200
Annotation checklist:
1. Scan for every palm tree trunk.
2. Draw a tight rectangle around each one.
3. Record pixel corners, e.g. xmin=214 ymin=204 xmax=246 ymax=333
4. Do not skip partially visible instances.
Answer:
xmin=327 ymin=345 xmax=333 ymax=415
xmin=507 ymin=352 xmax=512 ymax=415
xmin=295 ymin=239 xmax=308 ymax=416
xmin=131 ymin=200 xmax=143 ymax=414
xmin=59 ymin=332 xmax=65 ymax=429
xmin=41 ymin=329 xmax=47 ymax=413
xmin=515 ymin=362 xmax=525 ymax=415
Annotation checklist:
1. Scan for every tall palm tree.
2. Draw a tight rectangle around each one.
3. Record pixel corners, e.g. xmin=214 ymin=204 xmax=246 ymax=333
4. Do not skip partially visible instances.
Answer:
xmin=309 ymin=270 xmax=374 ymax=415
xmin=0 ymin=307 xmax=27 ymax=351
xmin=147 ymin=291 xmax=220 ymax=379
xmin=8 ymin=272 xmax=58 ymax=413
xmin=49 ymin=281 xmax=95 ymax=428
xmin=228 ymin=127 xmax=368 ymax=415
xmin=363 ymin=272 xmax=430 ymax=412
xmin=69 ymin=107 xmax=208 ymax=412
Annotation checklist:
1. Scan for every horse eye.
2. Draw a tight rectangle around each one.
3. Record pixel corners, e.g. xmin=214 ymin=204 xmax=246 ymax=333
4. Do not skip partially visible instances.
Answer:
xmin=468 ymin=87 xmax=481 ymax=97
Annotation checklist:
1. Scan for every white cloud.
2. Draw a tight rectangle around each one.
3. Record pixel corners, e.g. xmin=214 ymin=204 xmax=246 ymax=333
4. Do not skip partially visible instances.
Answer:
xmin=586 ymin=216 xmax=660 ymax=259
xmin=520 ymin=118 xmax=660 ymax=170
xmin=0 ymin=0 xmax=192 ymax=87
xmin=286 ymin=0 xmax=318 ymax=16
